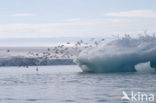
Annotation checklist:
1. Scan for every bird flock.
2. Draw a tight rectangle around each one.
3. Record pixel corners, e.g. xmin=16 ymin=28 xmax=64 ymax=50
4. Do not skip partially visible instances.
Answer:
xmin=26 ymin=38 xmax=105 ymax=60
xmin=4 ymin=38 xmax=105 ymax=69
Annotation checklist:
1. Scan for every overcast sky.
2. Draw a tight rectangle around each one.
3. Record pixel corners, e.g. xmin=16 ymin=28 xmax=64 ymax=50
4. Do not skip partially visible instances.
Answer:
xmin=0 ymin=0 xmax=156 ymax=38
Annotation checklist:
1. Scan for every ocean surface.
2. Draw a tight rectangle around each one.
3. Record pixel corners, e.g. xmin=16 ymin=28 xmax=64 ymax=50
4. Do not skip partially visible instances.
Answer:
xmin=0 ymin=65 xmax=155 ymax=103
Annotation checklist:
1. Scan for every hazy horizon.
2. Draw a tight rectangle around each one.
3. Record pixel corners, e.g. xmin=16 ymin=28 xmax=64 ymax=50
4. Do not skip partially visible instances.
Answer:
xmin=0 ymin=37 xmax=105 ymax=47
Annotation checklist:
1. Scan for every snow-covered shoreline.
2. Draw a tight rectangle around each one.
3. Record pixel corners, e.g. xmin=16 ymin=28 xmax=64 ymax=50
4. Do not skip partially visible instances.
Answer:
xmin=0 ymin=57 xmax=75 ymax=67
xmin=0 ymin=47 xmax=76 ymax=67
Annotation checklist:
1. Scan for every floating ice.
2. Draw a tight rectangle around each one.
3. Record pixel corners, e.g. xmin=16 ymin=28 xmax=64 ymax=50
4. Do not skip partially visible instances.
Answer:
xmin=135 ymin=61 xmax=155 ymax=73
xmin=75 ymin=35 xmax=156 ymax=73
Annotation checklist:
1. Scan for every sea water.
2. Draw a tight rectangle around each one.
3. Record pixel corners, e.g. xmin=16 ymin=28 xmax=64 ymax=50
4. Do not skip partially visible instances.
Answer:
xmin=0 ymin=65 xmax=155 ymax=103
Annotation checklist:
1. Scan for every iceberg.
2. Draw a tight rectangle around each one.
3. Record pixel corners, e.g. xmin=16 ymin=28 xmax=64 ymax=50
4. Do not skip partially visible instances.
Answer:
xmin=75 ymin=35 xmax=156 ymax=73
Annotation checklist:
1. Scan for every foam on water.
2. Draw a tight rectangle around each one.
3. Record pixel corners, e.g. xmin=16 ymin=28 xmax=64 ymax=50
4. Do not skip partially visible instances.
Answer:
xmin=75 ymin=35 xmax=156 ymax=73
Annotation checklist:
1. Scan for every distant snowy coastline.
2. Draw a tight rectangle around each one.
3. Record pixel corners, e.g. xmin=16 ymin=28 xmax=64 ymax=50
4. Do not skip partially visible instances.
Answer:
xmin=0 ymin=37 xmax=106 ymax=67
xmin=0 ymin=57 xmax=75 ymax=67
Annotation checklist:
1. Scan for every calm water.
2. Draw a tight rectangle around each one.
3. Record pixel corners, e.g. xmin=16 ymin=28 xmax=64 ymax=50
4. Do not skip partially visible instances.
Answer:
xmin=0 ymin=65 xmax=155 ymax=103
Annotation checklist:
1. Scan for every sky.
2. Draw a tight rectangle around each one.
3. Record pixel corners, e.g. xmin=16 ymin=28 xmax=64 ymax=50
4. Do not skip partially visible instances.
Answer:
xmin=0 ymin=0 xmax=156 ymax=38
